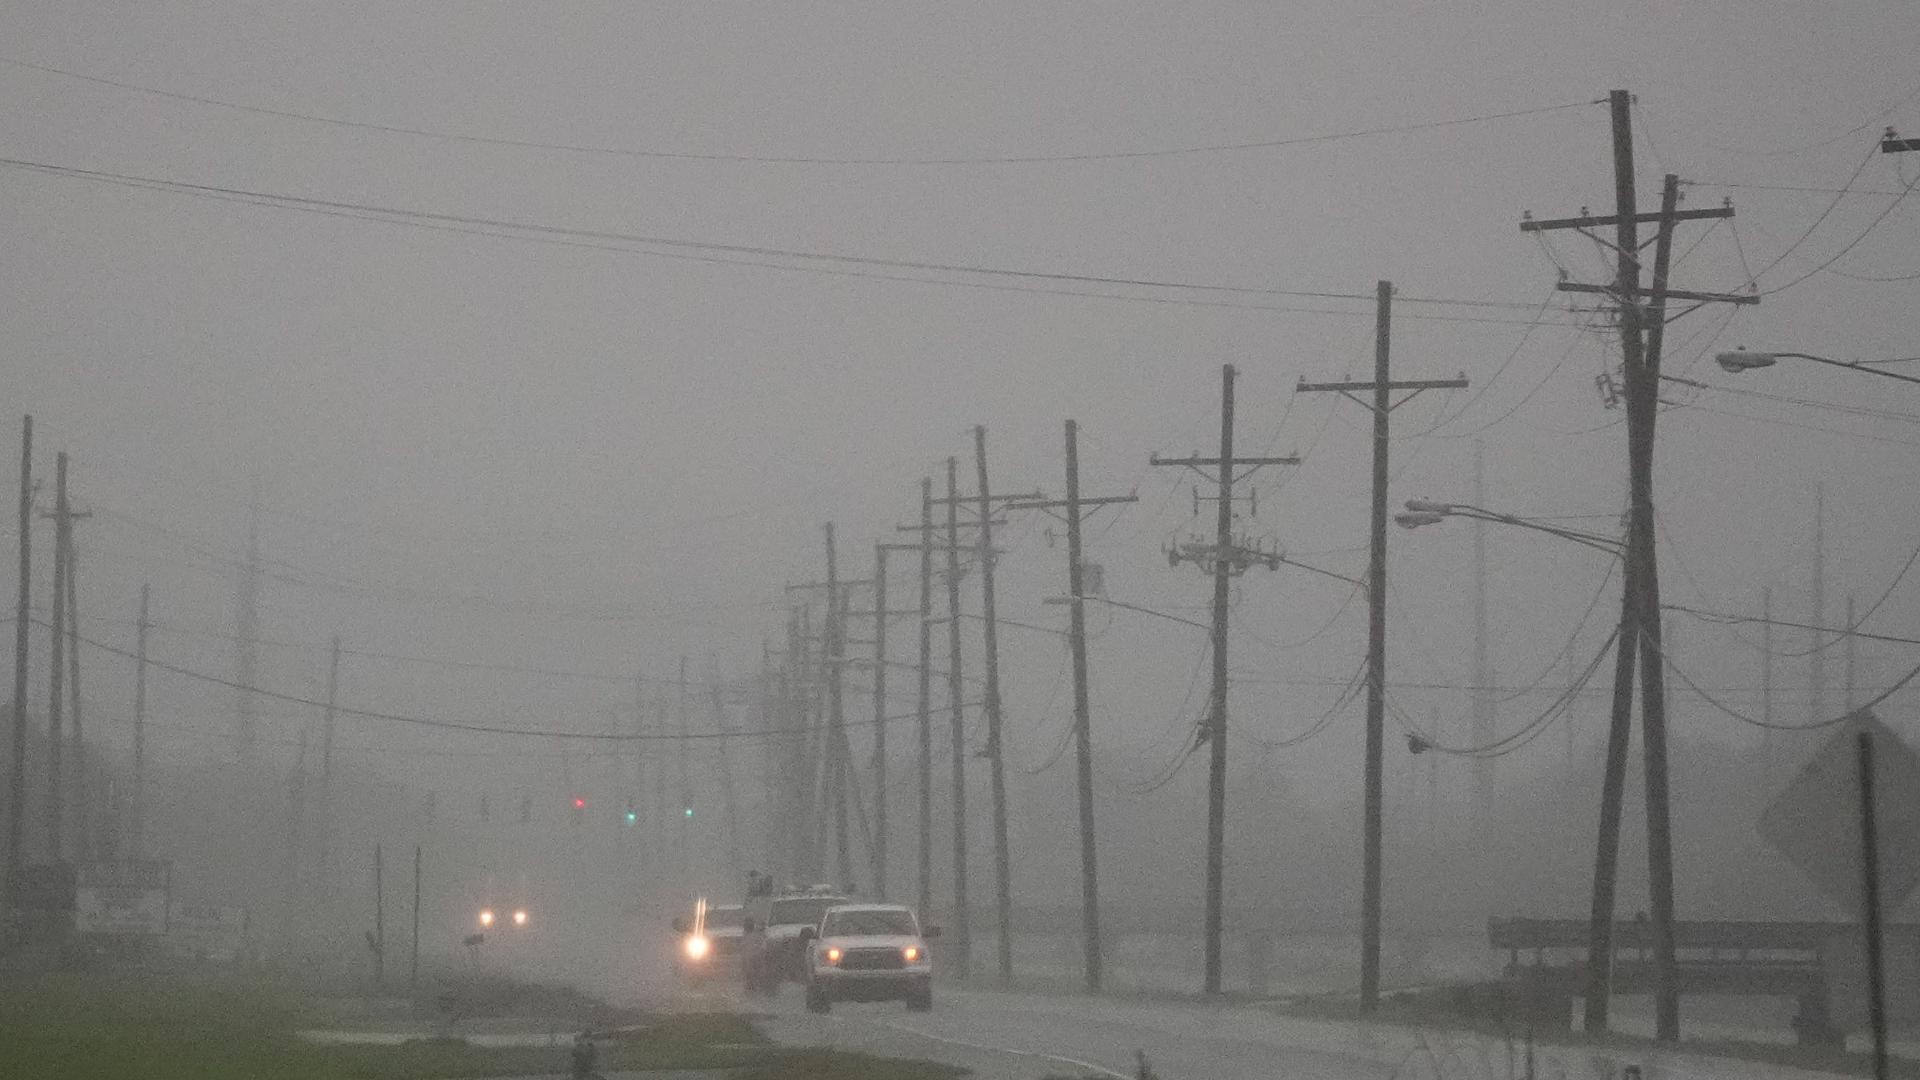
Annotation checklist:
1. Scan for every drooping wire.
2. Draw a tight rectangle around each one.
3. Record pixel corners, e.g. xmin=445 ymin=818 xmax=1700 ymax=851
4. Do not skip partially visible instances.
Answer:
xmin=0 ymin=56 xmax=1595 ymax=166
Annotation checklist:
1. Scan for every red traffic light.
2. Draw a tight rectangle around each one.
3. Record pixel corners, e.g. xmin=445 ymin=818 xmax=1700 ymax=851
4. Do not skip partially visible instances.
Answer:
xmin=572 ymin=797 xmax=586 ymax=810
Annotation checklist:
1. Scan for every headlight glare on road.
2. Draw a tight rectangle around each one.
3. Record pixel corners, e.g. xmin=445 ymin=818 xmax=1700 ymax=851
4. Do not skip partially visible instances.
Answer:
xmin=685 ymin=935 xmax=711 ymax=960
xmin=902 ymin=945 xmax=919 ymax=962
xmin=479 ymin=908 xmax=495 ymax=928
xmin=826 ymin=946 xmax=842 ymax=965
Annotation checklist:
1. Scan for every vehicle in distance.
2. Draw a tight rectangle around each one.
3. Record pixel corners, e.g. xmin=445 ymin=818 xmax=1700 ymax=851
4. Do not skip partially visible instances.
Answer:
xmin=742 ymin=885 xmax=849 ymax=995
xmin=803 ymin=903 xmax=938 ymax=1014
xmin=672 ymin=900 xmax=745 ymax=983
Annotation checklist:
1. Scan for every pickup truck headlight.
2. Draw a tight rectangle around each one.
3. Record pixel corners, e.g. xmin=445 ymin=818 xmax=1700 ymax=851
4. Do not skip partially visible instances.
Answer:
xmin=825 ymin=946 xmax=842 ymax=965
xmin=902 ymin=945 xmax=920 ymax=962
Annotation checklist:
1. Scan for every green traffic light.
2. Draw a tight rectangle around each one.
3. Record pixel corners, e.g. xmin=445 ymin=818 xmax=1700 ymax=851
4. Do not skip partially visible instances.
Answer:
xmin=624 ymin=810 xmax=638 ymax=824
xmin=683 ymin=806 xmax=694 ymax=818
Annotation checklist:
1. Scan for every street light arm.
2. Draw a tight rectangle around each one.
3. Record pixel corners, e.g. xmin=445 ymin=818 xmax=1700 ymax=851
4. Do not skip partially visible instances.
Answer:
xmin=1717 ymin=350 xmax=1920 ymax=387
xmin=1445 ymin=505 xmax=1624 ymax=556
xmin=1774 ymin=352 xmax=1920 ymax=387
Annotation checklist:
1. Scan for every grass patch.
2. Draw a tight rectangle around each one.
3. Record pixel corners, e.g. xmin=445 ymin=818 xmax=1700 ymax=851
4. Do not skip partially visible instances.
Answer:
xmin=729 ymin=1046 xmax=967 ymax=1080
xmin=0 ymin=974 xmax=961 ymax=1079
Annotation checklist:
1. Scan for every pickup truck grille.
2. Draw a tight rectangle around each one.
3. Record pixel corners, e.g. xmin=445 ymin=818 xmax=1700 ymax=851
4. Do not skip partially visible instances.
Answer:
xmin=839 ymin=947 xmax=905 ymax=971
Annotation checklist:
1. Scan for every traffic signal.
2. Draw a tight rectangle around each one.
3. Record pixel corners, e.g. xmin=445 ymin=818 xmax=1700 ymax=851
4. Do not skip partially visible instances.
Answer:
xmin=570 ymin=796 xmax=586 ymax=826
xmin=479 ymin=793 xmax=490 ymax=822
xmin=683 ymin=805 xmax=695 ymax=818
xmin=519 ymin=794 xmax=532 ymax=824
xmin=623 ymin=798 xmax=638 ymax=825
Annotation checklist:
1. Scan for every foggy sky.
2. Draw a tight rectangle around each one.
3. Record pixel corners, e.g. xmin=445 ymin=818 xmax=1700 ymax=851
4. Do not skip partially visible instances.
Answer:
xmin=2 ymin=1 xmax=1918 ymax=849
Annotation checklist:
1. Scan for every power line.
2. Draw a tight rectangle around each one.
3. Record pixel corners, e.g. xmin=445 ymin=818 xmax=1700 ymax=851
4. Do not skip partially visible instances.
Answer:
xmin=58 ymin=618 xmax=952 ymax=742
xmin=0 ymin=56 xmax=1595 ymax=166
xmin=0 ymin=154 xmax=1584 ymax=326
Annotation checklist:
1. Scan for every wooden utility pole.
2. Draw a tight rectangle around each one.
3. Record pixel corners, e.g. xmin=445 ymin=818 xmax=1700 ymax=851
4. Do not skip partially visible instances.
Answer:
xmin=1152 ymin=365 xmax=1298 ymax=995
xmin=972 ymin=425 xmax=1015 ymax=985
xmin=871 ymin=543 xmax=889 ymax=898
xmin=65 ymin=531 xmax=87 ymax=862
xmin=1299 ymin=283 xmax=1468 ymax=1011
xmin=915 ymin=480 xmax=935 ymax=921
xmin=865 ymin=539 xmax=931 ymax=903
xmin=822 ymin=528 xmax=854 ymax=890
xmin=942 ymin=458 xmax=971 ymax=979
xmin=4 ymin=415 xmax=30 ymax=925
xmin=1008 ymin=419 xmax=1138 ymax=993
xmin=46 ymin=451 xmax=67 ymax=861
xmin=132 ymin=585 xmax=149 ymax=859
xmin=1523 ymin=90 xmax=1755 ymax=1039
xmin=677 ymin=656 xmax=694 ymax=881
xmin=234 ymin=488 xmax=261 ymax=768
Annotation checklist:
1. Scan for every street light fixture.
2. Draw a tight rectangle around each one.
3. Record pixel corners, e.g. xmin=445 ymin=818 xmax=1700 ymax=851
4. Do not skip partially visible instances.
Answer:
xmin=1398 ymin=499 xmax=1624 ymax=560
xmin=1715 ymin=349 xmax=1920 ymax=387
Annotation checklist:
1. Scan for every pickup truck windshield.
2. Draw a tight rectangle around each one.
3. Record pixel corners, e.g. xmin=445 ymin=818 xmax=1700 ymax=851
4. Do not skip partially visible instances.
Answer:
xmin=822 ymin=909 xmax=916 ymax=936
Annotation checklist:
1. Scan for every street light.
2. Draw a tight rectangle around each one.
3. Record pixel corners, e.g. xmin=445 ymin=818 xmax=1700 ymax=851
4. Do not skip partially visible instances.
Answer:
xmin=1398 ymin=500 xmax=1624 ymax=560
xmin=1715 ymin=349 xmax=1920 ymax=387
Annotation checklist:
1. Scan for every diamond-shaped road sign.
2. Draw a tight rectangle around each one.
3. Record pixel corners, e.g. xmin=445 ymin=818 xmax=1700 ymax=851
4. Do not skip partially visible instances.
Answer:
xmin=1760 ymin=710 xmax=1920 ymax=915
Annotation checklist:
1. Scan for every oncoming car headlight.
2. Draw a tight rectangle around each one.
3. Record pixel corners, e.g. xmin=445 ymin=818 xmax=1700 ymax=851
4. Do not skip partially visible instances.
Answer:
xmin=512 ymin=908 xmax=529 ymax=927
xmin=684 ymin=935 xmax=711 ymax=960
xmin=478 ymin=908 xmax=495 ymax=928
xmin=902 ymin=945 xmax=920 ymax=962
xmin=825 ymin=946 xmax=842 ymax=965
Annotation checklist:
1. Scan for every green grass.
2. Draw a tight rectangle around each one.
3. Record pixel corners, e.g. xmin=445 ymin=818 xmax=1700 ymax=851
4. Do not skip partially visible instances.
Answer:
xmin=0 ymin=974 xmax=964 ymax=1079
xmin=729 ymin=1046 xmax=967 ymax=1080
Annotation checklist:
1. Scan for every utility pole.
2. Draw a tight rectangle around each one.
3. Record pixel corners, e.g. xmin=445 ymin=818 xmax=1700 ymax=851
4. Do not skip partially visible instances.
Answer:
xmin=924 ymin=435 xmax=1040 ymax=983
xmin=132 ymin=585 xmax=149 ymax=860
xmin=1300 ymin=282 xmax=1468 ymax=1011
xmin=4 ymin=415 xmax=29 ymax=929
xmin=65 ymin=526 xmax=87 ymax=862
xmin=1152 ymin=365 xmax=1298 ymax=995
xmin=234 ymin=485 xmax=261 ymax=769
xmin=915 ymin=481 xmax=935 ymax=921
xmin=942 ymin=459 xmax=970 ymax=979
xmin=871 ymin=544 xmax=889 ymax=898
xmin=1522 ymin=90 xmax=1755 ymax=1040
xmin=1008 ymin=419 xmax=1138 ymax=993
xmin=46 ymin=451 xmax=68 ymax=862
xmin=822 ymin=527 xmax=854 ymax=891
xmin=865 ymin=540 xmax=930 ymax=903
xmin=973 ymin=426 xmax=1016 ymax=984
